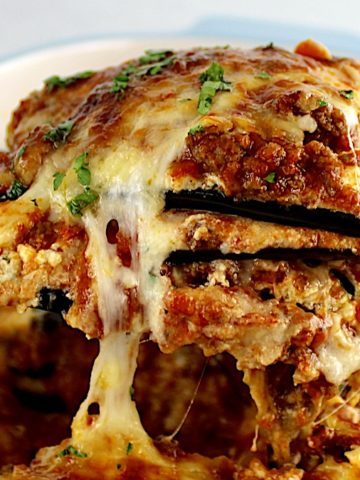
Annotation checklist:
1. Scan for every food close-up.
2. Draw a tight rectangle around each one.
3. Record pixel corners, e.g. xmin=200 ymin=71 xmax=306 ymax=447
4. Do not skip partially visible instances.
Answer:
xmin=1 ymin=39 xmax=360 ymax=479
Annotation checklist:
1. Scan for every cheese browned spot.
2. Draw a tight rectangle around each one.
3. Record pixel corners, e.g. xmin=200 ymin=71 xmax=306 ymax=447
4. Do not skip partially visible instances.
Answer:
xmin=2 ymin=42 xmax=360 ymax=479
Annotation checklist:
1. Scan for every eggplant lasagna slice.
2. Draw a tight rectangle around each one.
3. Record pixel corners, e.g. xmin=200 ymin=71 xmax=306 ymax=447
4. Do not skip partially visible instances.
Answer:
xmin=1 ymin=39 xmax=360 ymax=478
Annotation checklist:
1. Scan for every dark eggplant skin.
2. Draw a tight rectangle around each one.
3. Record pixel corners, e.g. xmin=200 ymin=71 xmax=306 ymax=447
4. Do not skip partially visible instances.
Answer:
xmin=166 ymin=247 xmax=355 ymax=265
xmin=165 ymin=190 xmax=360 ymax=238
xmin=37 ymin=288 xmax=72 ymax=315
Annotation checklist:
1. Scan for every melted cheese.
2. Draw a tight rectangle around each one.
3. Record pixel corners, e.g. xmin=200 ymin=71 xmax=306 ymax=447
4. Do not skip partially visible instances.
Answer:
xmin=59 ymin=128 xmax=189 ymax=466
xmin=318 ymin=326 xmax=360 ymax=385
xmin=2 ymin=44 xmax=360 ymax=477
xmin=71 ymin=332 xmax=163 ymax=462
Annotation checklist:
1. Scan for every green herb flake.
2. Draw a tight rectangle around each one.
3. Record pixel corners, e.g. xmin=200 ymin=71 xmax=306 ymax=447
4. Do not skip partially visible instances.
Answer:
xmin=264 ymin=42 xmax=274 ymax=49
xmin=129 ymin=385 xmax=135 ymax=400
xmin=148 ymin=271 xmax=157 ymax=281
xmin=111 ymin=74 xmax=130 ymax=94
xmin=72 ymin=70 xmax=94 ymax=80
xmin=318 ymin=99 xmax=328 ymax=107
xmin=198 ymin=80 xmax=231 ymax=115
xmin=110 ymin=64 xmax=138 ymax=95
xmin=2 ymin=256 xmax=10 ymax=264
xmin=45 ymin=76 xmax=65 ymax=91
xmin=339 ymin=383 xmax=346 ymax=393
xmin=31 ymin=198 xmax=38 ymax=207
xmin=67 ymin=188 xmax=99 ymax=217
xmin=122 ymin=64 xmax=137 ymax=76
xmin=45 ymin=70 xmax=94 ymax=92
xmin=264 ymin=172 xmax=276 ymax=183
xmin=188 ymin=125 xmax=205 ymax=135
xmin=126 ymin=442 xmax=133 ymax=455
xmin=139 ymin=49 xmax=173 ymax=65
xmin=255 ymin=71 xmax=271 ymax=80
xmin=197 ymin=63 xmax=232 ymax=115
xmin=199 ymin=63 xmax=225 ymax=83
xmin=73 ymin=152 xmax=91 ymax=186
xmin=17 ymin=145 xmax=27 ymax=158
xmin=53 ymin=172 xmax=65 ymax=191
xmin=136 ymin=55 xmax=175 ymax=77
xmin=44 ymin=120 xmax=74 ymax=148
xmin=77 ymin=169 xmax=91 ymax=187
xmin=179 ymin=97 xmax=192 ymax=103
xmin=73 ymin=152 xmax=88 ymax=171
xmin=339 ymin=89 xmax=354 ymax=100
xmin=58 ymin=445 xmax=88 ymax=458
xmin=7 ymin=180 xmax=27 ymax=200
xmin=112 ymin=48 xmax=175 ymax=80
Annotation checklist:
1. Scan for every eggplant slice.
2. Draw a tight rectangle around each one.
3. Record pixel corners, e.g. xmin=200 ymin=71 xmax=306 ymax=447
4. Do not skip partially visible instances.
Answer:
xmin=166 ymin=247 xmax=356 ymax=265
xmin=165 ymin=190 xmax=360 ymax=238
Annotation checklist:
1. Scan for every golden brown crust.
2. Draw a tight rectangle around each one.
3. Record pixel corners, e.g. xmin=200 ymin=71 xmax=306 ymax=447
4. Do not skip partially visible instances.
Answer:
xmin=7 ymin=68 xmax=118 ymax=150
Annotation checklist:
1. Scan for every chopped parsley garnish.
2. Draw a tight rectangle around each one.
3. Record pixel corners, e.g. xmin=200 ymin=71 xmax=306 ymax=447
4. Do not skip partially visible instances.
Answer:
xmin=17 ymin=145 xmax=26 ymax=158
xmin=44 ymin=120 xmax=74 ymax=148
xmin=122 ymin=65 xmax=137 ymax=76
xmin=339 ymin=383 xmax=346 ymax=393
xmin=188 ymin=125 xmax=205 ymax=135
xmin=65 ymin=152 xmax=99 ymax=216
xmin=53 ymin=172 xmax=65 ymax=191
xmin=199 ymin=62 xmax=226 ymax=83
xmin=111 ymin=73 xmax=130 ymax=94
xmin=255 ymin=71 xmax=271 ymax=80
xmin=136 ymin=55 xmax=175 ymax=77
xmin=318 ymin=99 xmax=328 ymax=107
xmin=67 ymin=188 xmax=99 ymax=217
xmin=73 ymin=152 xmax=91 ymax=186
xmin=339 ymin=89 xmax=354 ymax=100
xmin=45 ymin=70 xmax=94 ymax=92
xmin=58 ymin=445 xmax=88 ymax=458
xmin=110 ymin=50 xmax=175 ymax=95
xmin=7 ymin=180 xmax=27 ymax=199
xmin=148 ymin=271 xmax=157 ymax=281
xmin=2 ymin=255 xmax=10 ymax=264
xmin=197 ymin=63 xmax=232 ymax=115
xmin=31 ymin=198 xmax=38 ymax=207
xmin=265 ymin=172 xmax=276 ymax=183
xmin=126 ymin=442 xmax=133 ymax=455
xmin=264 ymin=42 xmax=274 ymax=49
xmin=129 ymin=385 xmax=135 ymax=400
xmin=139 ymin=49 xmax=173 ymax=65
xmin=111 ymin=65 xmax=137 ymax=94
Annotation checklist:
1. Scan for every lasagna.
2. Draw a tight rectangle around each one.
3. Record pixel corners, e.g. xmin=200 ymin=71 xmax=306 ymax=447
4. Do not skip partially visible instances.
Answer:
xmin=1 ymin=38 xmax=360 ymax=479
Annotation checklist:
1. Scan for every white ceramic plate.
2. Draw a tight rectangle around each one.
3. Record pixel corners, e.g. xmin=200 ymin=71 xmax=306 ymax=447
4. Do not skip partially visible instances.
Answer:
xmin=0 ymin=37 xmax=255 ymax=149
